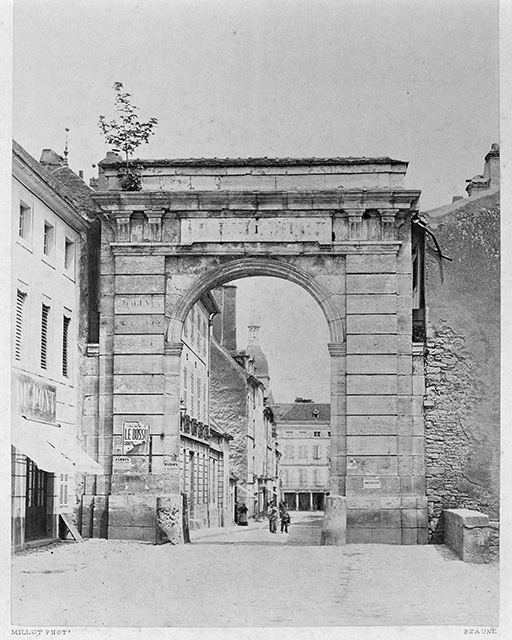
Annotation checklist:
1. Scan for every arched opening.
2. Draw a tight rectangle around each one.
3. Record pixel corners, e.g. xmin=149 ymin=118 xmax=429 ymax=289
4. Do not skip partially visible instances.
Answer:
xmin=166 ymin=257 xmax=345 ymax=345
xmin=169 ymin=257 xmax=345 ymax=534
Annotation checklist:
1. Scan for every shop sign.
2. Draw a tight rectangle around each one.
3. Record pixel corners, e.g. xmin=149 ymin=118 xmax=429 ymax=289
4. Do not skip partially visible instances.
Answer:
xmin=363 ymin=476 xmax=381 ymax=489
xmin=123 ymin=421 xmax=149 ymax=454
xmin=16 ymin=373 xmax=56 ymax=422
xmin=112 ymin=455 xmax=148 ymax=474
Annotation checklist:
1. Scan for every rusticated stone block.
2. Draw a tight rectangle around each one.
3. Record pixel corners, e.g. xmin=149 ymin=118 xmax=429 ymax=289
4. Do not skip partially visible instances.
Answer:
xmin=347 ymin=375 xmax=397 ymax=396
xmin=347 ymin=435 xmax=397 ymax=456
xmin=346 ymin=274 xmax=396 ymax=294
xmin=346 ymin=314 xmax=397 ymax=335
xmin=346 ymin=254 xmax=397 ymax=274
xmin=347 ymin=396 xmax=397 ymax=416
xmin=114 ymin=355 xmax=163 ymax=375
xmin=401 ymin=528 xmax=417 ymax=544
xmin=347 ymin=415 xmax=397 ymax=435
xmin=347 ymin=335 xmax=397 ymax=355
xmin=115 ymin=275 xmax=165 ymax=294
xmin=347 ymin=355 xmax=397 ymax=374
xmin=346 ymin=294 xmax=396 ymax=315
xmin=115 ymin=255 xmax=165 ymax=275
xmin=401 ymin=508 xmax=417 ymax=528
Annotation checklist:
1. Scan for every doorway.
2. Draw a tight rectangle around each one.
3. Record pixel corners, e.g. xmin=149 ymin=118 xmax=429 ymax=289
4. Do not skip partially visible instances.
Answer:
xmin=25 ymin=459 xmax=49 ymax=541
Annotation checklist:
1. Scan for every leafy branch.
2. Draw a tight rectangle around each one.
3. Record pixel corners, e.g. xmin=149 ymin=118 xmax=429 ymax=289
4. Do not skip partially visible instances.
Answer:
xmin=98 ymin=82 xmax=158 ymax=166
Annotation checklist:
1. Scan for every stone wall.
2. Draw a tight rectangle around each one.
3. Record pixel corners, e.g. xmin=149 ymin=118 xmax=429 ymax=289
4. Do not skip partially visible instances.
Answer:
xmin=210 ymin=341 xmax=249 ymax=491
xmin=423 ymin=190 xmax=500 ymax=544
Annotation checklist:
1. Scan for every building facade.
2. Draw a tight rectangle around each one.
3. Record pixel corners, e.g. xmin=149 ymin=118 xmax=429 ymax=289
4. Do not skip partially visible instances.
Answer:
xmin=179 ymin=294 xmax=232 ymax=530
xmin=11 ymin=142 xmax=101 ymax=551
xmin=210 ymin=286 xmax=279 ymax=522
xmin=421 ymin=144 xmax=500 ymax=546
xmin=276 ymin=401 xmax=331 ymax=511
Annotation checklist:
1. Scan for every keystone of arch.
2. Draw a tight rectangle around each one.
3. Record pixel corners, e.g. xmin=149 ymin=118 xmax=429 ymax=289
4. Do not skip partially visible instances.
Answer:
xmin=165 ymin=257 xmax=345 ymax=345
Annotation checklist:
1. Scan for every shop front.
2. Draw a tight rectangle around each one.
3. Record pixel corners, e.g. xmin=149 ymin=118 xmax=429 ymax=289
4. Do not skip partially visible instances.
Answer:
xmin=11 ymin=374 xmax=102 ymax=551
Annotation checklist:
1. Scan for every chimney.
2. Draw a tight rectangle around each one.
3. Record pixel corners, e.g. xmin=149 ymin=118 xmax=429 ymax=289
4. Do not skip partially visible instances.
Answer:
xmin=39 ymin=149 xmax=65 ymax=170
xmin=484 ymin=142 xmax=500 ymax=188
xmin=79 ymin=170 xmax=84 ymax=179
xmin=212 ymin=285 xmax=237 ymax=351
xmin=465 ymin=143 xmax=500 ymax=196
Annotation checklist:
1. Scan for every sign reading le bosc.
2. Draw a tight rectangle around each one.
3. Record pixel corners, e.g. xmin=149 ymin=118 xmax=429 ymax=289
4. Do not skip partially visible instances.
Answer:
xmin=123 ymin=421 xmax=149 ymax=454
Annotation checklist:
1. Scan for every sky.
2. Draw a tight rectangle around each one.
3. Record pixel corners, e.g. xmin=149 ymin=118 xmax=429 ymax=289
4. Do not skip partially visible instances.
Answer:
xmin=10 ymin=0 xmax=500 ymax=403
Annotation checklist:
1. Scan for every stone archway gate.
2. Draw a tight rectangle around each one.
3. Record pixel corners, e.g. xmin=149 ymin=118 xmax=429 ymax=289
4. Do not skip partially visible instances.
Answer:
xmin=86 ymin=156 xmax=426 ymax=545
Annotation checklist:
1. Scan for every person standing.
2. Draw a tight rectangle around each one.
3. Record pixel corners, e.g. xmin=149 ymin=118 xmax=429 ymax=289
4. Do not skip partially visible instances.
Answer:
xmin=280 ymin=509 xmax=291 ymax=534
xmin=267 ymin=500 xmax=278 ymax=533
xmin=238 ymin=502 xmax=248 ymax=526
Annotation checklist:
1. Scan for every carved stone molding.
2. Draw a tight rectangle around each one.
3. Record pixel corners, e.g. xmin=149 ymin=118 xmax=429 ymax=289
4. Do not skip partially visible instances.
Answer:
xmin=116 ymin=215 xmax=131 ymax=242
xmin=146 ymin=210 xmax=164 ymax=242
xmin=379 ymin=209 xmax=398 ymax=241
xmin=164 ymin=342 xmax=183 ymax=357
xmin=327 ymin=342 xmax=347 ymax=357
xmin=346 ymin=209 xmax=363 ymax=241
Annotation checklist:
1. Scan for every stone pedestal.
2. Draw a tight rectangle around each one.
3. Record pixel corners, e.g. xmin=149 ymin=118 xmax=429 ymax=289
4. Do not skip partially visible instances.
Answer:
xmin=321 ymin=495 xmax=347 ymax=545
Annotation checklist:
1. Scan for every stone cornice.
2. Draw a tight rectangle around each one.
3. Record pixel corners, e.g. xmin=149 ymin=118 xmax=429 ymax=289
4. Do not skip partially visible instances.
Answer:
xmin=92 ymin=189 xmax=421 ymax=214
xmin=109 ymin=241 xmax=403 ymax=256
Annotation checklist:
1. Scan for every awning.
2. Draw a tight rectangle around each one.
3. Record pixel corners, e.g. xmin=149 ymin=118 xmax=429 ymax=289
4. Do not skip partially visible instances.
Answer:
xmin=12 ymin=419 xmax=103 ymax=475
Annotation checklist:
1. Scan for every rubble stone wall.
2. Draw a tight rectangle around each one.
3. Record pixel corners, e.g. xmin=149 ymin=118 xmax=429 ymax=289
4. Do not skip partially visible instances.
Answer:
xmin=424 ymin=191 xmax=500 ymax=544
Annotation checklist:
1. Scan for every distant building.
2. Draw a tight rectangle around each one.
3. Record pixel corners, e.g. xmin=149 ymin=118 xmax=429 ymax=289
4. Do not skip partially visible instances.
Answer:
xmin=11 ymin=142 xmax=101 ymax=551
xmin=210 ymin=285 xmax=280 ymax=522
xmin=421 ymin=144 xmax=500 ymax=544
xmin=179 ymin=294 xmax=232 ymax=530
xmin=275 ymin=400 xmax=331 ymax=511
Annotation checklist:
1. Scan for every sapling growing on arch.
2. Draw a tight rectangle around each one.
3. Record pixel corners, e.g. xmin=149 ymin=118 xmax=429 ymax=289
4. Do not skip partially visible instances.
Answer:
xmin=98 ymin=82 xmax=158 ymax=190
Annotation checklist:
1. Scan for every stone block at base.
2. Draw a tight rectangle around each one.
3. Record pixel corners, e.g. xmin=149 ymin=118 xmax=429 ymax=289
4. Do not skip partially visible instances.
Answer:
xmin=107 ymin=494 xmax=183 ymax=544
xmin=443 ymin=509 xmax=490 ymax=563
xmin=321 ymin=495 xmax=347 ymax=545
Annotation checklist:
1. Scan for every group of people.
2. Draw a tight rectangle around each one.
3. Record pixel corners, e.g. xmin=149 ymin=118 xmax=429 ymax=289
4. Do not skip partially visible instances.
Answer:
xmin=236 ymin=499 xmax=291 ymax=534
xmin=266 ymin=500 xmax=291 ymax=534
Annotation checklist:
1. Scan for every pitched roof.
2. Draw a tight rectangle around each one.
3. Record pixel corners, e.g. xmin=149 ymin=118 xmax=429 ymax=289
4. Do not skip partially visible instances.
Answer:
xmin=276 ymin=403 xmax=331 ymax=423
xmin=13 ymin=141 xmax=94 ymax=221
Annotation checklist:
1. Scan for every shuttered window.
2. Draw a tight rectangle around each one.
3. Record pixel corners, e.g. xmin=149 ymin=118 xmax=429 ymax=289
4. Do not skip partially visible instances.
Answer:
xmin=62 ymin=316 xmax=71 ymax=377
xmin=15 ymin=290 xmax=26 ymax=361
xmin=183 ymin=366 xmax=188 ymax=407
xmin=41 ymin=304 xmax=50 ymax=369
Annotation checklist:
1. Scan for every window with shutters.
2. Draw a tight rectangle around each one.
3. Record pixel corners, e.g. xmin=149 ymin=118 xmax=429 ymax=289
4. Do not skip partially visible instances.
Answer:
xmin=40 ymin=304 xmax=50 ymax=369
xmin=19 ymin=202 xmax=31 ymax=240
xmin=59 ymin=474 xmax=69 ymax=507
xmin=284 ymin=445 xmax=294 ymax=459
xmin=299 ymin=468 xmax=307 ymax=485
xmin=313 ymin=445 xmax=320 ymax=459
xmin=62 ymin=315 xmax=71 ymax=377
xmin=183 ymin=366 xmax=188 ymax=408
xmin=15 ymin=290 xmax=27 ymax=361
xmin=298 ymin=445 xmax=307 ymax=459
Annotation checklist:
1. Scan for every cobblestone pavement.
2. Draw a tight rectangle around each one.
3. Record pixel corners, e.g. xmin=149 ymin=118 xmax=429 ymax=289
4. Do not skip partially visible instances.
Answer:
xmin=11 ymin=512 xmax=499 ymax=630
